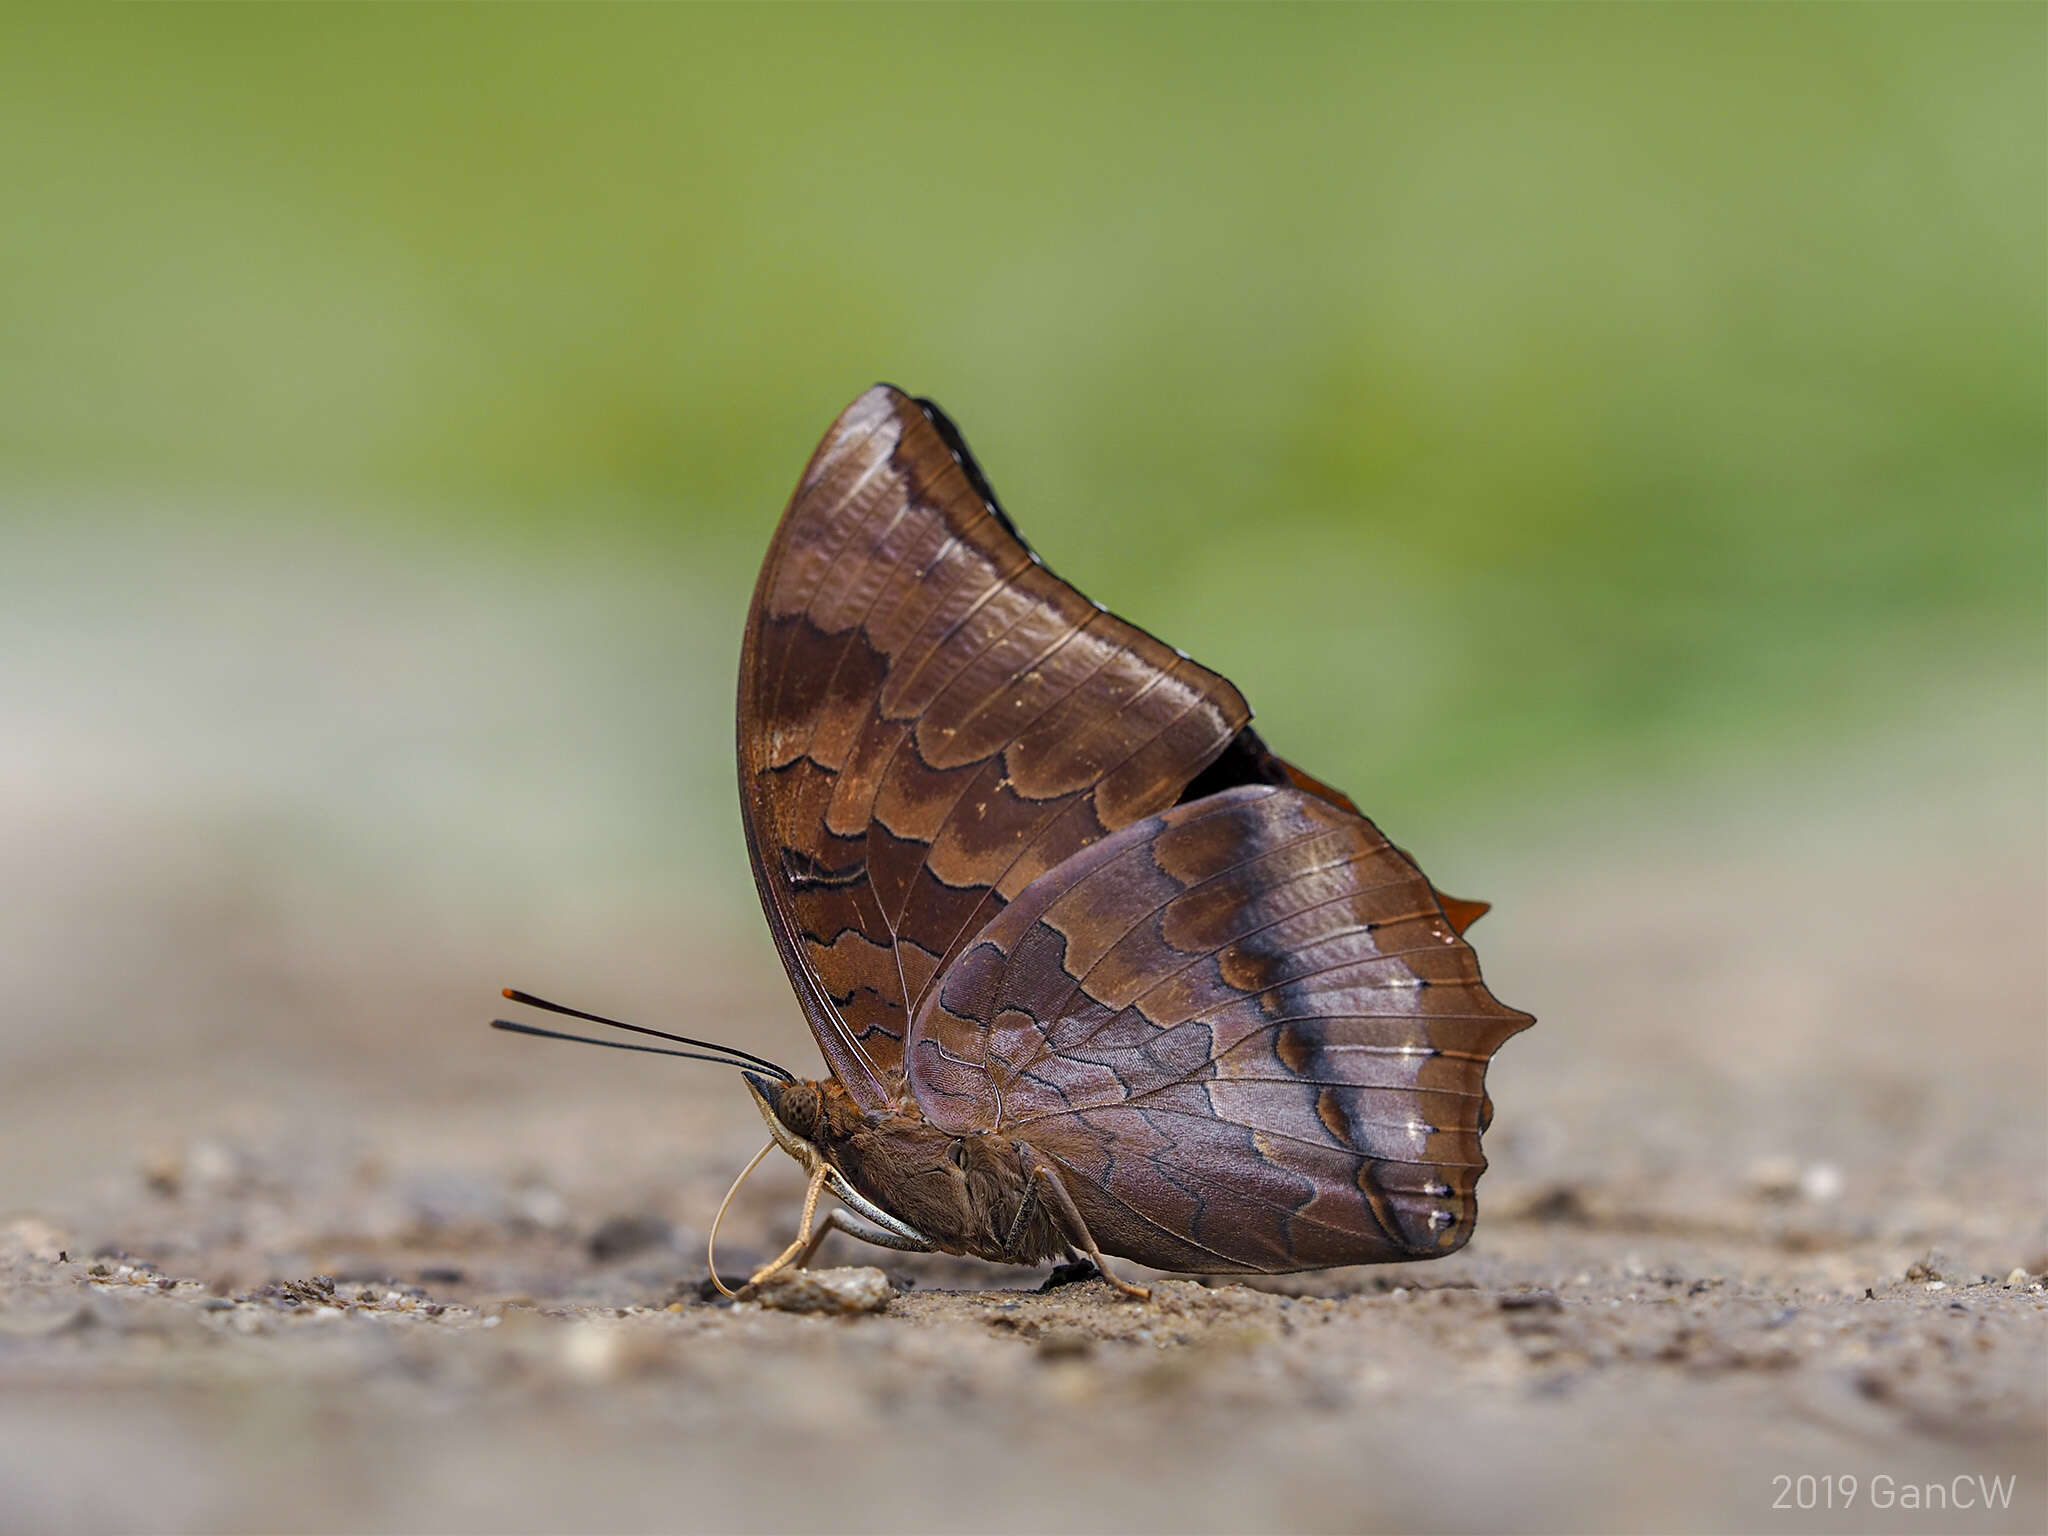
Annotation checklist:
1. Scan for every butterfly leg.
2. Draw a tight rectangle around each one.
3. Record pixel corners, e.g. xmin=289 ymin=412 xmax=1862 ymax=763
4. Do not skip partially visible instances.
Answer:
xmin=1027 ymin=1161 xmax=1150 ymax=1301
xmin=744 ymin=1160 xmax=829 ymax=1288
xmin=790 ymin=1207 xmax=936 ymax=1269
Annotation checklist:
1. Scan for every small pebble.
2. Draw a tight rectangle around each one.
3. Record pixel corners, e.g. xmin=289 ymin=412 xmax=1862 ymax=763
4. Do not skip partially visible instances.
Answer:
xmin=1745 ymin=1156 xmax=1800 ymax=1201
xmin=1798 ymin=1163 xmax=1842 ymax=1202
xmin=560 ymin=1323 xmax=624 ymax=1383
xmin=748 ymin=1266 xmax=893 ymax=1316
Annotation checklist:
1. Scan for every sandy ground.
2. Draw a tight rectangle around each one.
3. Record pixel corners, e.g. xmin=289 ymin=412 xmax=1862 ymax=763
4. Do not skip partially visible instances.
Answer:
xmin=1 ymin=527 xmax=2043 ymax=1533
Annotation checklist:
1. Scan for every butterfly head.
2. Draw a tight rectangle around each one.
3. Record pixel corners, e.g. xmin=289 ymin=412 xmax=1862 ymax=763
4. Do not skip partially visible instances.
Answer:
xmin=742 ymin=1072 xmax=826 ymax=1173
xmin=739 ymin=1071 xmax=884 ymax=1181
xmin=740 ymin=1072 xmax=954 ymax=1251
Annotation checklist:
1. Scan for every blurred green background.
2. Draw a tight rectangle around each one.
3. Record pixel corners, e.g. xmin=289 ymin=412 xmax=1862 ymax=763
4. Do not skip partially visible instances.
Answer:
xmin=5 ymin=4 xmax=2042 ymax=903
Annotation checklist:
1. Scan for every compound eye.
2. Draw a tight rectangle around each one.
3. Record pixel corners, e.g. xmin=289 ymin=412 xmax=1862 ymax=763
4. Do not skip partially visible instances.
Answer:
xmin=948 ymin=1139 xmax=968 ymax=1171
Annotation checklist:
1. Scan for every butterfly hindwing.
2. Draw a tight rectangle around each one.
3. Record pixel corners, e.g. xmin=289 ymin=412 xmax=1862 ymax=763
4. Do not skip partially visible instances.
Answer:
xmin=904 ymin=784 xmax=1532 ymax=1273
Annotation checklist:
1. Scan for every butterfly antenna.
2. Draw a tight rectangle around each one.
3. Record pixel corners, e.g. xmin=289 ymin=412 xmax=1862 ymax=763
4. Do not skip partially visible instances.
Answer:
xmin=498 ymin=989 xmax=796 ymax=1082
xmin=488 ymin=1018 xmax=784 ymax=1074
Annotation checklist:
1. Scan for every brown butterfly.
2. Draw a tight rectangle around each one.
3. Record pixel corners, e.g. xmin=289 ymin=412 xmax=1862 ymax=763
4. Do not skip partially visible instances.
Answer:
xmin=498 ymin=384 xmax=1531 ymax=1299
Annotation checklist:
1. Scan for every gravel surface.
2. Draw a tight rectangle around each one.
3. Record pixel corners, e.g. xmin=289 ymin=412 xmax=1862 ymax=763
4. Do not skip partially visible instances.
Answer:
xmin=2 ymin=540 xmax=2041 ymax=1534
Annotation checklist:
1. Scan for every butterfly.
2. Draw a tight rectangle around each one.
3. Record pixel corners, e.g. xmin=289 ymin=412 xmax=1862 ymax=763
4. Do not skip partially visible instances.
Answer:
xmin=497 ymin=384 xmax=1531 ymax=1299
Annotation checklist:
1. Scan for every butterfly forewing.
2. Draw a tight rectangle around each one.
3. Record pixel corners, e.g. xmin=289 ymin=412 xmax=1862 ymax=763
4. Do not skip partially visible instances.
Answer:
xmin=738 ymin=385 xmax=1253 ymax=1107
xmin=904 ymin=785 xmax=1532 ymax=1273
